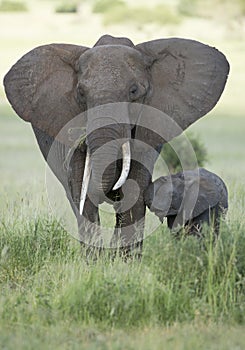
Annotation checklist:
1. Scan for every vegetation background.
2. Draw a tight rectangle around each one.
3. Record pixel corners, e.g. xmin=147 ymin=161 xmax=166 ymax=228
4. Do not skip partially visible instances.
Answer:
xmin=0 ymin=0 xmax=245 ymax=349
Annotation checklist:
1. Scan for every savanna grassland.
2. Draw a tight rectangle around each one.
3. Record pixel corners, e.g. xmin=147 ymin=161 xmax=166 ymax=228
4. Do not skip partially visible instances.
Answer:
xmin=0 ymin=1 xmax=245 ymax=349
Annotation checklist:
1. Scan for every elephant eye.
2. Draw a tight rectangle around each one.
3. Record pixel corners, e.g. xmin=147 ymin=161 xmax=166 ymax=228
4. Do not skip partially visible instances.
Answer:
xmin=129 ymin=84 xmax=139 ymax=100
xmin=76 ymin=83 xmax=86 ymax=106
xmin=77 ymin=83 xmax=85 ymax=96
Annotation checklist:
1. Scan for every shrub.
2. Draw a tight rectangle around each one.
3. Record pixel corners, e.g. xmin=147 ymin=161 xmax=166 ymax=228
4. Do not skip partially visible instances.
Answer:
xmin=0 ymin=0 xmax=27 ymax=12
xmin=161 ymin=132 xmax=208 ymax=173
xmin=93 ymin=0 xmax=125 ymax=14
xmin=178 ymin=0 xmax=245 ymax=19
xmin=233 ymin=0 xmax=245 ymax=16
xmin=55 ymin=2 xmax=78 ymax=13
xmin=148 ymin=5 xmax=181 ymax=25
xmin=178 ymin=0 xmax=200 ymax=17
xmin=94 ymin=2 xmax=181 ymax=26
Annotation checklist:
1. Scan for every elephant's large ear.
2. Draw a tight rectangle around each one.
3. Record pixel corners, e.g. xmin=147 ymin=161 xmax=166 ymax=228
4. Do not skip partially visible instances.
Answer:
xmin=4 ymin=44 xmax=88 ymax=138
xmin=179 ymin=172 xmax=219 ymax=221
xmin=191 ymin=175 xmax=221 ymax=219
xmin=136 ymin=38 xmax=229 ymax=133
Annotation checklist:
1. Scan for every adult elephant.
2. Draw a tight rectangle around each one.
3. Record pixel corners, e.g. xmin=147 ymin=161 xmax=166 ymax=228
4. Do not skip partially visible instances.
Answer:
xmin=4 ymin=35 xmax=229 ymax=258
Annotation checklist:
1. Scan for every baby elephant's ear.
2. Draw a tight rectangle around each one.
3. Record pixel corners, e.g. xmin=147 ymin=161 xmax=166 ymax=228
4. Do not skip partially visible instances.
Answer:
xmin=136 ymin=38 xmax=229 ymax=134
xmin=4 ymin=44 xmax=88 ymax=138
xmin=188 ymin=176 xmax=219 ymax=219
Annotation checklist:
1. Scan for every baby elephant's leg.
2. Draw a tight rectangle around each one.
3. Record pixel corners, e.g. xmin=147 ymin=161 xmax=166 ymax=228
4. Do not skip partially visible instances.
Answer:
xmin=187 ymin=205 xmax=221 ymax=238
xmin=167 ymin=215 xmax=176 ymax=229
xmin=189 ymin=209 xmax=211 ymax=236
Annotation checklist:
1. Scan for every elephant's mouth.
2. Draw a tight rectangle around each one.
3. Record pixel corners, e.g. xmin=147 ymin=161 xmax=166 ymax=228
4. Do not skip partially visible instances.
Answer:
xmin=79 ymin=140 xmax=131 ymax=215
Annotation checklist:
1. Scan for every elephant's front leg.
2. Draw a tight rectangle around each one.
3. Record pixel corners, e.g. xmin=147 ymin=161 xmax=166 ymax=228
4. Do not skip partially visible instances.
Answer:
xmin=68 ymin=148 xmax=102 ymax=259
xmin=77 ymin=198 xmax=103 ymax=260
xmin=117 ymin=198 xmax=146 ymax=259
xmin=112 ymin=156 xmax=154 ymax=259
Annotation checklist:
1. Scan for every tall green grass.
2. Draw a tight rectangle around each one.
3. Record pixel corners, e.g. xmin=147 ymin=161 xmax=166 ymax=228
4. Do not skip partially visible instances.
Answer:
xmin=0 ymin=209 xmax=245 ymax=350
xmin=1 ymin=212 xmax=244 ymax=329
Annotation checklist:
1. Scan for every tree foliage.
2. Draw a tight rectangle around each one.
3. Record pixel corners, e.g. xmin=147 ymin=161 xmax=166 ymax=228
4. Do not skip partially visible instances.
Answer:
xmin=161 ymin=132 xmax=208 ymax=173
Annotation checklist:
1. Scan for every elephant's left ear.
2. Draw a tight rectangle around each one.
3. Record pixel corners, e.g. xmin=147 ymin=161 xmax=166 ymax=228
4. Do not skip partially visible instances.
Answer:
xmin=136 ymin=38 xmax=229 ymax=131
xmin=191 ymin=175 xmax=220 ymax=219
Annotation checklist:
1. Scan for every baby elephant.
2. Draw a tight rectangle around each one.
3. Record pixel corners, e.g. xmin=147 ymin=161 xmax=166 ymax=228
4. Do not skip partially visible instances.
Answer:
xmin=144 ymin=168 xmax=228 ymax=237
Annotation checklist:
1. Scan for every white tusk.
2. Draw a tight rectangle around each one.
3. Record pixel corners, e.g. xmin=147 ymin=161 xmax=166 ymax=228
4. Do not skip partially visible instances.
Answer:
xmin=79 ymin=150 xmax=91 ymax=215
xmin=113 ymin=141 xmax=131 ymax=191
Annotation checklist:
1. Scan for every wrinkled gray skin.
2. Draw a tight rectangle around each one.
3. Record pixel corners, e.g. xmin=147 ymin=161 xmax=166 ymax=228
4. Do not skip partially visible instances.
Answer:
xmin=4 ymin=35 xmax=229 ymax=259
xmin=144 ymin=168 xmax=228 ymax=237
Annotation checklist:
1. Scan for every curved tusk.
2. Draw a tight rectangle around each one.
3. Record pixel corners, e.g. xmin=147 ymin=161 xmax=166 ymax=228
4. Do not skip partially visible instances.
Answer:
xmin=79 ymin=150 xmax=91 ymax=215
xmin=113 ymin=141 xmax=131 ymax=191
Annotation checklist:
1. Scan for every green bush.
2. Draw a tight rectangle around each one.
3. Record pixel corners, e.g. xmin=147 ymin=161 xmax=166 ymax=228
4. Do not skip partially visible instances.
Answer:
xmin=55 ymin=2 xmax=78 ymax=13
xmin=0 ymin=0 xmax=27 ymax=12
xmin=93 ymin=0 xmax=125 ymax=14
xmin=161 ymin=132 xmax=208 ymax=173
xmin=178 ymin=0 xmax=221 ymax=18
xmin=96 ymin=2 xmax=181 ymax=26
xmin=236 ymin=0 xmax=245 ymax=15
xmin=178 ymin=0 xmax=245 ymax=19
xmin=149 ymin=5 xmax=181 ymax=25
xmin=178 ymin=0 xmax=200 ymax=17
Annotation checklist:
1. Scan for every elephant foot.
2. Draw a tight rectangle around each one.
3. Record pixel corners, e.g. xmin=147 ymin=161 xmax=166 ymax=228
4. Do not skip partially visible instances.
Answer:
xmin=107 ymin=226 xmax=143 ymax=262
xmin=80 ymin=242 xmax=102 ymax=263
xmin=78 ymin=222 xmax=105 ymax=263
xmin=118 ymin=241 xmax=143 ymax=261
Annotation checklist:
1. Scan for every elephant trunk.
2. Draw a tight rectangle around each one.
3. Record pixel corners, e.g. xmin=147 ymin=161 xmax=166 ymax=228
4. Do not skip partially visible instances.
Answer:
xmin=79 ymin=103 xmax=131 ymax=215
xmin=89 ymin=125 xmax=124 ymax=191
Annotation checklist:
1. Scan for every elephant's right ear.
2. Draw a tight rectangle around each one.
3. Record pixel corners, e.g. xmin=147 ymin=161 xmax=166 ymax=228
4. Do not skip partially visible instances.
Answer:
xmin=4 ymin=44 xmax=88 ymax=138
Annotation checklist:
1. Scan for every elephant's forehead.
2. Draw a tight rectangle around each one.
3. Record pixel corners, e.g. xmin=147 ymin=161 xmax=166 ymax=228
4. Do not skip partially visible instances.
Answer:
xmin=78 ymin=45 xmax=144 ymax=71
